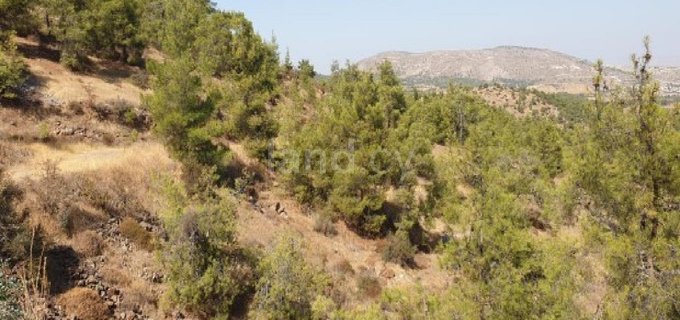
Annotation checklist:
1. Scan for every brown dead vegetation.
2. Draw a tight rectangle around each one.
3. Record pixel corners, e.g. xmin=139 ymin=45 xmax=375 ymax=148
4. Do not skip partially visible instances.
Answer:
xmin=119 ymin=217 xmax=155 ymax=252
xmin=57 ymin=287 xmax=110 ymax=320
xmin=71 ymin=230 xmax=104 ymax=258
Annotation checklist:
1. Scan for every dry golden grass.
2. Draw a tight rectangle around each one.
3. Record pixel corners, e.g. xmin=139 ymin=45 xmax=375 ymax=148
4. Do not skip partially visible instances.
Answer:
xmin=99 ymin=265 xmax=132 ymax=287
xmin=7 ymin=142 xmax=172 ymax=182
xmin=18 ymin=37 xmax=146 ymax=106
xmin=65 ymin=204 xmax=109 ymax=236
xmin=13 ymin=141 xmax=174 ymax=245
xmin=24 ymin=211 xmax=63 ymax=242
xmin=57 ymin=287 xmax=109 ymax=320
xmin=22 ymin=164 xmax=108 ymax=237
xmin=72 ymin=230 xmax=104 ymax=257
xmin=0 ymin=141 xmax=32 ymax=168
xmin=120 ymin=279 xmax=158 ymax=312
xmin=18 ymin=227 xmax=51 ymax=320
xmin=332 ymin=259 xmax=355 ymax=276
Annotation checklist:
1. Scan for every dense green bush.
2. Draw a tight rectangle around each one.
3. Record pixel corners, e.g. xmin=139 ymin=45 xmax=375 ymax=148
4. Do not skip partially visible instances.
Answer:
xmin=39 ymin=0 xmax=145 ymax=67
xmin=281 ymin=62 xmax=430 ymax=236
xmin=145 ymin=57 xmax=227 ymax=167
xmin=0 ymin=0 xmax=35 ymax=34
xmin=297 ymin=59 xmax=316 ymax=80
xmin=571 ymin=42 xmax=680 ymax=319
xmin=144 ymin=2 xmax=280 ymax=161
xmin=193 ymin=11 xmax=276 ymax=81
xmin=0 ymin=33 xmax=26 ymax=100
xmin=531 ymin=90 xmax=590 ymax=125
xmin=162 ymin=189 xmax=256 ymax=318
xmin=59 ymin=48 xmax=89 ymax=71
xmin=250 ymin=234 xmax=329 ymax=319
xmin=197 ymin=12 xmax=281 ymax=159
xmin=408 ymin=80 xmax=587 ymax=319
xmin=149 ymin=0 xmax=213 ymax=58
xmin=395 ymin=86 xmax=486 ymax=145
xmin=85 ymin=0 xmax=145 ymax=64
xmin=219 ymin=88 xmax=278 ymax=159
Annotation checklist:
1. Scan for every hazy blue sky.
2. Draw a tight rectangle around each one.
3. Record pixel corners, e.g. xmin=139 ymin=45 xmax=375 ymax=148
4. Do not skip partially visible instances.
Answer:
xmin=215 ymin=0 xmax=680 ymax=73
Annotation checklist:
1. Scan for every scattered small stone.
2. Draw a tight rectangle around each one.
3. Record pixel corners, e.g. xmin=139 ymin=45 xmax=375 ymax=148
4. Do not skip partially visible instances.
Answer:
xmin=139 ymin=221 xmax=153 ymax=231
xmin=60 ymin=127 xmax=75 ymax=135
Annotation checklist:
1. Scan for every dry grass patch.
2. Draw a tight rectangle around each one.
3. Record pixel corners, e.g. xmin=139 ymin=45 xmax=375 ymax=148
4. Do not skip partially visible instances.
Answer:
xmin=18 ymin=143 xmax=174 ymax=239
xmin=72 ymin=230 xmax=104 ymax=257
xmin=57 ymin=287 xmax=110 ymax=320
xmin=313 ymin=213 xmax=337 ymax=237
xmin=356 ymin=272 xmax=382 ymax=299
xmin=21 ymin=44 xmax=146 ymax=106
xmin=0 ymin=141 xmax=32 ymax=168
xmin=7 ymin=142 xmax=172 ymax=182
xmin=99 ymin=265 xmax=132 ymax=287
xmin=119 ymin=217 xmax=154 ymax=251
xmin=120 ymin=279 xmax=158 ymax=312
xmin=332 ymin=259 xmax=355 ymax=276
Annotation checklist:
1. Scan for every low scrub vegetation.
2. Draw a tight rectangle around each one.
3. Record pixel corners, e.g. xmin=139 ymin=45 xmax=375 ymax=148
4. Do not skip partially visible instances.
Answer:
xmin=381 ymin=230 xmax=416 ymax=267
xmin=160 ymin=182 xmax=257 ymax=318
xmin=119 ymin=217 xmax=154 ymax=252
xmin=57 ymin=287 xmax=110 ymax=320
xmin=0 ymin=0 xmax=678 ymax=318
xmin=312 ymin=211 xmax=338 ymax=237
xmin=0 ymin=32 xmax=26 ymax=100
xmin=93 ymin=99 xmax=151 ymax=130
xmin=72 ymin=230 xmax=104 ymax=257
xmin=0 ymin=171 xmax=35 ymax=261
xmin=356 ymin=272 xmax=382 ymax=299
xmin=250 ymin=234 xmax=330 ymax=319
xmin=0 ymin=262 xmax=22 ymax=319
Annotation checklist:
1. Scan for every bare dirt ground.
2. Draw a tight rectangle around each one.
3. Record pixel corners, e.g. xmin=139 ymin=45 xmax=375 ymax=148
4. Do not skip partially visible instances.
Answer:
xmin=16 ymin=37 xmax=147 ymax=107
xmin=237 ymin=187 xmax=454 ymax=297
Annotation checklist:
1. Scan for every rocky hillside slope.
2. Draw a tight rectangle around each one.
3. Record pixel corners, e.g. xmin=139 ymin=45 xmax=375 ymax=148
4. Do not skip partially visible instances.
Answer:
xmin=357 ymin=46 xmax=680 ymax=96
xmin=0 ymin=39 xmax=453 ymax=320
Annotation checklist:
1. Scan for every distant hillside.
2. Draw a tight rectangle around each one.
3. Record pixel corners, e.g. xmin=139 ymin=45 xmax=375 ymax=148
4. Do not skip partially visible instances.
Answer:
xmin=357 ymin=46 xmax=680 ymax=97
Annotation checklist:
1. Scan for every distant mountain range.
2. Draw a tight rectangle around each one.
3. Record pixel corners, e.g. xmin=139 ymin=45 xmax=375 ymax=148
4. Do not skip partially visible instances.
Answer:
xmin=357 ymin=46 xmax=680 ymax=97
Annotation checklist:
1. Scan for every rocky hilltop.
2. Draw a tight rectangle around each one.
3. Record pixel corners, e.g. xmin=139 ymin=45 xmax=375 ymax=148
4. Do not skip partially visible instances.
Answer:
xmin=358 ymin=46 xmax=680 ymax=96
